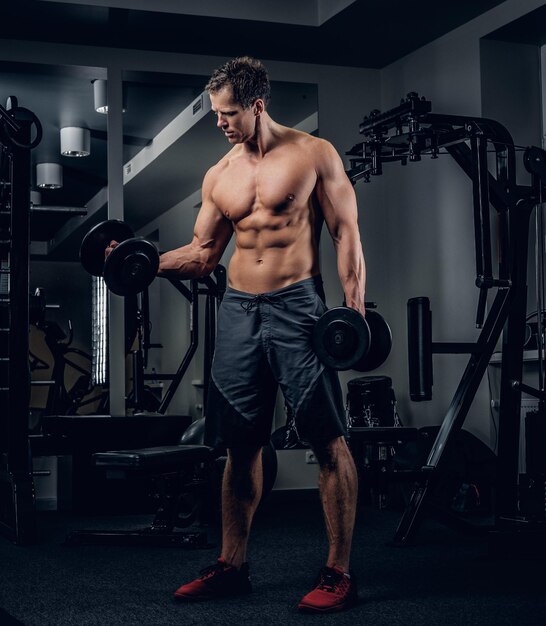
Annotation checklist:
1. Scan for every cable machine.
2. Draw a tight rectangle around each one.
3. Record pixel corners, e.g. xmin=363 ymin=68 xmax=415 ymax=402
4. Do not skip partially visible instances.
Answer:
xmin=347 ymin=93 xmax=546 ymax=548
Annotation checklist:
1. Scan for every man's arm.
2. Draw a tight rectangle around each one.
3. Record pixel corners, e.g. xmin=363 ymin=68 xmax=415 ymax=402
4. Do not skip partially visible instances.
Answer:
xmin=158 ymin=167 xmax=233 ymax=279
xmin=315 ymin=139 xmax=366 ymax=316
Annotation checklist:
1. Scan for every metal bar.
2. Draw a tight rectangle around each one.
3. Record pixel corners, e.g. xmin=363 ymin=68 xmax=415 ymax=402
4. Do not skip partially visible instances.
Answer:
xmin=423 ymin=113 xmax=515 ymax=146
xmin=470 ymin=136 xmax=485 ymax=279
xmin=2 ymin=115 xmax=36 ymax=545
xmin=7 ymin=135 xmax=31 ymax=468
xmin=447 ymin=143 xmax=512 ymax=214
xmin=394 ymin=288 xmax=511 ymax=545
xmin=478 ymin=137 xmax=493 ymax=280
xmin=513 ymin=381 xmax=546 ymax=402
xmin=535 ymin=197 xmax=545 ymax=393
xmin=167 ymin=278 xmax=192 ymax=302
xmin=143 ymin=373 xmax=175 ymax=380
xmin=431 ymin=342 xmax=480 ymax=354
xmin=359 ymin=96 xmax=432 ymax=135
xmin=496 ymin=200 xmax=535 ymax=519
xmin=157 ymin=280 xmax=199 ymax=414
xmin=475 ymin=286 xmax=488 ymax=329
xmin=106 ymin=64 xmax=125 ymax=417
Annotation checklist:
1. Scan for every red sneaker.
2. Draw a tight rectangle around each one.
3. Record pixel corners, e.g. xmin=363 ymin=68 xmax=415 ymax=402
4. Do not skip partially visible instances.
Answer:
xmin=298 ymin=566 xmax=358 ymax=613
xmin=173 ymin=557 xmax=252 ymax=602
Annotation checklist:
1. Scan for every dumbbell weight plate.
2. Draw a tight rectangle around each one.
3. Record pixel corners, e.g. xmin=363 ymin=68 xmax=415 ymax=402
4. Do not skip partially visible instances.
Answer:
xmin=79 ymin=219 xmax=135 ymax=277
xmin=103 ymin=238 xmax=159 ymax=296
xmin=312 ymin=306 xmax=370 ymax=371
xmin=353 ymin=309 xmax=392 ymax=372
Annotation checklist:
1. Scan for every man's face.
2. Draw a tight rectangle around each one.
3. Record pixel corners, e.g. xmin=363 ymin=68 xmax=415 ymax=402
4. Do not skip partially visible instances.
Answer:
xmin=209 ymin=87 xmax=258 ymax=145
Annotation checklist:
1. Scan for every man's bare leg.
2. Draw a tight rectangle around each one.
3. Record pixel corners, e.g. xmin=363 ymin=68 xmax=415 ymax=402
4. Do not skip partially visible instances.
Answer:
xmin=220 ymin=446 xmax=263 ymax=568
xmin=315 ymin=436 xmax=358 ymax=572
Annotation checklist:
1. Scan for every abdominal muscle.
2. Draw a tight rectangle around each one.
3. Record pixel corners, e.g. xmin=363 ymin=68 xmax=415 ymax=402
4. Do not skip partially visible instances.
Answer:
xmin=227 ymin=207 xmax=321 ymax=294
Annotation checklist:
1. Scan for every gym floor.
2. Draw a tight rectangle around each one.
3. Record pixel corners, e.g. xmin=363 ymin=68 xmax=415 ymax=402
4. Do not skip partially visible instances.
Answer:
xmin=0 ymin=493 xmax=543 ymax=626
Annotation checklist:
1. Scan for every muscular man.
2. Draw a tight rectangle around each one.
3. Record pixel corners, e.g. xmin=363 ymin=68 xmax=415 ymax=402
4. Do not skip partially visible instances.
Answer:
xmin=117 ymin=57 xmax=365 ymax=613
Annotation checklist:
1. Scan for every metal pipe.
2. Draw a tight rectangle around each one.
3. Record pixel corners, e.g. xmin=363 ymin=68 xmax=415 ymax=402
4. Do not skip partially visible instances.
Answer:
xmin=535 ymin=190 xmax=545 ymax=393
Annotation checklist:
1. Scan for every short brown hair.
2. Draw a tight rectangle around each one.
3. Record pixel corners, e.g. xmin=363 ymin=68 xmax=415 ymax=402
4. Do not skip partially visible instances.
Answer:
xmin=205 ymin=56 xmax=271 ymax=109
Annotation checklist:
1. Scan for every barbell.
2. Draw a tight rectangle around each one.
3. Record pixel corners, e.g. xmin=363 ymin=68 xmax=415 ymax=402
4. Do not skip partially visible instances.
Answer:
xmin=80 ymin=219 xmax=159 ymax=296
xmin=312 ymin=306 xmax=392 ymax=372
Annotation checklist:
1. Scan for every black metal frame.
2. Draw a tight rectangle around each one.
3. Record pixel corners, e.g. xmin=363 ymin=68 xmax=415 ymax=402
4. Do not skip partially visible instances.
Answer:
xmin=347 ymin=93 xmax=544 ymax=544
xmin=139 ymin=264 xmax=226 ymax=414
xmin=0 ymin=105 xmax=39 ymax=545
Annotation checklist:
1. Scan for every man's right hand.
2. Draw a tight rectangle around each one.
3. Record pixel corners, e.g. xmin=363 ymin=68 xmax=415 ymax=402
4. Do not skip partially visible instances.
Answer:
xmin=105 ymin=240 xmax=119 ymax=260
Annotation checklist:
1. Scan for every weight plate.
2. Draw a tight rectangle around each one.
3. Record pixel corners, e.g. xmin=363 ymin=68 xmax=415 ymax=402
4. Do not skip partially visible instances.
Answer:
xmin=354 ymin=309 xmax=392 ymax=372
xmin=80 ymin=219 xmax=135 ymax=276
xmin=103 ymin=238 xmax=159 ymax=296
xmin=312 ymin=306 xmax=370 ymax=371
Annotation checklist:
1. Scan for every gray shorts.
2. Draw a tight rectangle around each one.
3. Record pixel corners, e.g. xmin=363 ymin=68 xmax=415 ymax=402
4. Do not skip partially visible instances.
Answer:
xmin=204 ymin=276 xmax=347 ymax=450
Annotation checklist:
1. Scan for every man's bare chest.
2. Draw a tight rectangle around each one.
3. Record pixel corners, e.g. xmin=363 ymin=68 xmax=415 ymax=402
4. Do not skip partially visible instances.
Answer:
xmin=212 ymin=153 xmax=317 ymax=223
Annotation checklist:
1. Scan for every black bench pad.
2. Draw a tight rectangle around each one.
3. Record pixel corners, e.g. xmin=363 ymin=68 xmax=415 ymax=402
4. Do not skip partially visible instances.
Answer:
xmin=348 ymin=427 xmax=418 ymax=443
xmin=93 ymin=445 xmax=213 ymax=471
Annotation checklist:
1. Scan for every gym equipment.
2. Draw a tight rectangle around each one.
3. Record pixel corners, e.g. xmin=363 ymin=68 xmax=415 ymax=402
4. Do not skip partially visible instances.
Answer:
xmin=79 ymin=219 xmax=159 ymax=296
xmin=39 ymin=413 xmax=192 ymax=514
xmin=312 ymin=304 xmax=392 ymax=371
xmin=0 ymin=97 xmax=42 ymax=150
xmin=63 ymin=416 xmax=278 ymax=547
xmin=142 ymin=266 xmax=226 ymax=415
xmin=39 ymin=319 xmax=93 ymax=416
xmin=0 ymin=98 xmax=41 ymax=545
xmin=346 ymin=376 xmax=413 ymax=509
xmin=346 ymin=376 xmax=399 ymax=428
xmin=65 ymin=444 xmax=215 ymax=548
xmin=347 ymin=92 xmax=546 ymax=551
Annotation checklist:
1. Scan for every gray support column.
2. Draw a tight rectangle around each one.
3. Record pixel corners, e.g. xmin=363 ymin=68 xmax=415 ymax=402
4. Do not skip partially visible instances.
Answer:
xmin=106 ymin=65 xmax=125 ymax=416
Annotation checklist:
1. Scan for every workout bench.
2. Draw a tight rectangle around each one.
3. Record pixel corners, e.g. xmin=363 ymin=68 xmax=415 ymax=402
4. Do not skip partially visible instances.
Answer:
xmin=65 ymin=443 xmax=216 ymax=548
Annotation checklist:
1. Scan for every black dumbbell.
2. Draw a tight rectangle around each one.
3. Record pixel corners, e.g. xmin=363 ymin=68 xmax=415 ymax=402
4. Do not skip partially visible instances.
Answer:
xmin=80 ymin=219 xmax=159 ymax=296
xmin=312 ymin=305 xmax=392 ymax=371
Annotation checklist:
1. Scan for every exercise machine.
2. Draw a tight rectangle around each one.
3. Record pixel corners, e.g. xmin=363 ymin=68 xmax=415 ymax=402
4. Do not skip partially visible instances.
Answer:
xmin=347 ymin=93 xmax=546 ymax=550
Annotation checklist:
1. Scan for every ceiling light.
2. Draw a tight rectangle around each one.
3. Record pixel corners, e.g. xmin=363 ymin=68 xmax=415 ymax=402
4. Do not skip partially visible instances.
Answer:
xmin=60 ymin=126 xmax=90 ymax=157
xmin=36 ymin=163 xmax=63 ymax=189
xmin=92 ymin=79 xmax=127 ymax=114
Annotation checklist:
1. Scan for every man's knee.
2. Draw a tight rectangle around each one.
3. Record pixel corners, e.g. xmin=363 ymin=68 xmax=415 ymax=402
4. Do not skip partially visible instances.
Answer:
xmin=312 ymin=436 xmax=348 ymax=471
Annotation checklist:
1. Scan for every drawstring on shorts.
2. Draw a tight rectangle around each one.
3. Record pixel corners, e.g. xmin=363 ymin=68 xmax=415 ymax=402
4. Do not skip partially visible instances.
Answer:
xmin=240 ymin=293 xmax=283 ymax=313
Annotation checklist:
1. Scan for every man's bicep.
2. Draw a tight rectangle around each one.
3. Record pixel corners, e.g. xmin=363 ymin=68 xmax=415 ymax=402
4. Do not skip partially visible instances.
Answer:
xmin=317 ymin=142 xmax=359 ymax=237
xmin=193 ymin=198 xmax=233 ymax=260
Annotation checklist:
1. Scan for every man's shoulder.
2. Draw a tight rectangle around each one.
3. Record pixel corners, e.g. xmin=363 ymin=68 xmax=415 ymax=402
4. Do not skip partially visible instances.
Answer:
xmin=284 ymin=130 xmax=334 ymax=156
xmin=204 ymin=150 xmax=237 ymax=182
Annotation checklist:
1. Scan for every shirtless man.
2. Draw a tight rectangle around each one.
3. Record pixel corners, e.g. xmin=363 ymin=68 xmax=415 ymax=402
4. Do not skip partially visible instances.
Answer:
xmin=112 ymin=57 xmax=365 ymax=613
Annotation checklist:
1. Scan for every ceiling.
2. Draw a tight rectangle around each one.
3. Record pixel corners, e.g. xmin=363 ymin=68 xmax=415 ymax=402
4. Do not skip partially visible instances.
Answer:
xmin=485 ymin=4 xmax=546 ymax=47
xmin=0 ymin=0 xmax=522 ymax=257
xmin=3 ymin=1 xmax=510 ymax=69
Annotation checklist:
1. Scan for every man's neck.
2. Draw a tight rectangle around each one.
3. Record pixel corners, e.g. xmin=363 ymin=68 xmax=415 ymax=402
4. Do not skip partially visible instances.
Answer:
xmin=244 ymin=113 xmax=280 ymax=158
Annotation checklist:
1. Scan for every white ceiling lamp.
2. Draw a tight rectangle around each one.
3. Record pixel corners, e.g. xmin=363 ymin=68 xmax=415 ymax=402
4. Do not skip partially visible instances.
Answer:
xmin=36 ymin=163 xmax=63 ymax=189
xmin=60 ymin=126 xmax=90 ymax=157
xmin=93 ymin=79 xmax=127 ymax=114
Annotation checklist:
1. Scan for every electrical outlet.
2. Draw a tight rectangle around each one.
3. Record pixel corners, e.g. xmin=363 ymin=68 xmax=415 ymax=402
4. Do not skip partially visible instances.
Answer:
xmin=305 ymin=450 xmax=318 ymax=464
